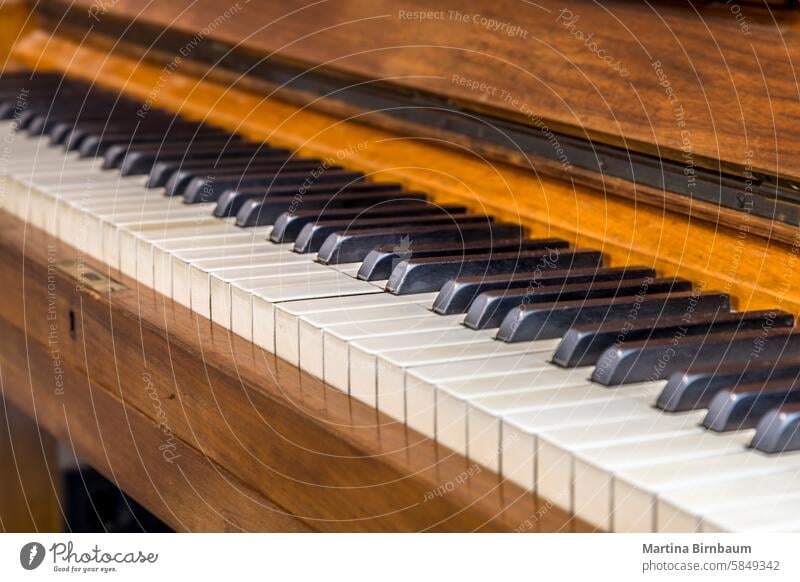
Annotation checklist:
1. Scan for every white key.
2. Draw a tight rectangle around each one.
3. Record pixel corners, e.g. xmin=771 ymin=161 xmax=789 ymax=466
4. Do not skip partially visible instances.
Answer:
xmin=117 ymin=219 xmax=240 ymax=276
xmin=273 ymin=292 xmax=439 ymax=370
xmin=243 ymin=279 xmax=382 ymax=351
xmin=611 ymin=450 xmax=800 ymax=533
xmin=190 ymin=256 xmax=329 ymax=317
xmin=150 ymin=229 xmax=273 ymax=294
xmin=319 ymin=314 xmax=465 ymax=387
xmin=350 ymin=327 xmax=498 ymax=407
xmin=700 ymin=495 xmax=800 ymax=532
xmin=535 ymin=409 xmax=702 ymax=512
xmin=299 ymin=303 xmax=436 ymax=376
xmin=387 ymin=340 xmax=560 ymax=435
xmin=279 ymin=299 xmax=435 ymax=367
xmin=429 ymin=366 xmax=590 ymax=459
xmin=495 ymin=396 xmax=659 ymax=478
xmin=657 ymin=469 xmax=800 ymax=533
xmin=575 ymin=430 xmax=753 ymax=532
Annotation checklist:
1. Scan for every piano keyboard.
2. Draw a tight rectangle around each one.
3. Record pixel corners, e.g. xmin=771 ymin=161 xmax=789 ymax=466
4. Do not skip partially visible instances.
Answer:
xmin=3 ymin=72 xmax=800 ymax=533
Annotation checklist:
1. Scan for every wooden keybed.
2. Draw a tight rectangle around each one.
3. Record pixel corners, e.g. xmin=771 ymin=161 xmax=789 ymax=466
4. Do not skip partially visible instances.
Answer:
xmin=1 ymin=0 xmax=800 ymax=532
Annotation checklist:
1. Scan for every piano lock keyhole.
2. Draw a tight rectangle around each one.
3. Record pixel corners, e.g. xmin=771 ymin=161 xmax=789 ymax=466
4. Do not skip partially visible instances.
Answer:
xmin=68 ymin=308 xmax=76 ymax=339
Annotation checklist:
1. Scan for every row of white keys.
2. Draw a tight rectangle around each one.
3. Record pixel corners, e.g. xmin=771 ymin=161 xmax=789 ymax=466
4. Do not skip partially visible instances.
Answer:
xmin=208 ymin=260 xmax=357 ymax=322
xmin=244 ymin=278 xmax=385 ymax=352
xmin=495 ymin=372 xmax=789 ymax=532
xmin=272 ymin=292 xmax=440 ymax=368
xmin=611 ymin=449 xmax=800 ymax=532
xmin=150 ymin=230 xmax=275 ymax=295
xmin=117 ymin=217 xmax=244 ymax=278
xmin=348 ymin=327 xmax=498 ymax=406
xmin=3 ymin=129 xmax=398 ymax=356
xmin=318 ymin=313 xmax=470 ymax=388
xmin=4 ymin=132 xmax=289 ymax=307
xmin=204 ymin=259 xmax=364 ymax=328
xmin=701 ymin=495 xmax=800 ymax=532
xmin=658 ymin=470 xmax=800 ymax=532
xmin=184 ymin=251 xmax=318 ymax=313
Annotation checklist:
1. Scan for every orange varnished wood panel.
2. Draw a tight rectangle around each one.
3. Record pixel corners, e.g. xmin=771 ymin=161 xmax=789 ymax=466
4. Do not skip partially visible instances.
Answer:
xmin=48 ymin=0 xmax=800 ymax=181
xmin=11 ymin=30 xmax=800 ymax=315
xmin=0 ymin=0 xmax=33 ymax=69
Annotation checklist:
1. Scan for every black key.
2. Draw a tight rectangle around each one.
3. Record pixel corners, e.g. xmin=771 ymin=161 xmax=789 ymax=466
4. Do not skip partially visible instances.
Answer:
xmin=23 ymin=106 xmax=148 ymax=133
xmin=386 ymin=249 xmax=602 ymax=295
xmin=182 ymin=169 xmax=363 ymax=203
xmin=168 ymin=160 xmax=329 ymax=197
xmin=554 ymin=310 xmax=792 ymax=368
xmin=356 ymin=238 xmax=567 ymax=281
xmin=74 ymin=128 xmax=232 ymax=156
xmin=52 ymin=118 xmax=196 ymax=145
xmin=294 ymin=214 xmax=487 ymax=254
xmin=658 ymin=357 xmax=800 ymax=412
xmin=703 ymin=380 xmax=800 ymax=432
xmin=224 ymin=185 xmax=408 ymax=221
xmin=297 ymin=222 xmax=524 ymax=258
xmin=271 ymin=203 xmax=466 ymax=243
xmin=107 ymin=143 xmax=264 ymax=173
xmin=103 ymin=137 xmax=249 ymax=166
xmin=317 ymin=218 xmax=528 ymax=264
xmin=496 ymin=292 xmax=731 ymax=343
xmin=751 ymin=403 xmax=800 ymax=453
xmin=592 ymin=328 xmax=800 ymax=386
xmin=465 ymin=277 xmax=690 ymax=330
xmin=148 ymin=154 xmax=295 ymax=188
xmin=432 ymin=266 xmax=656 ymax=315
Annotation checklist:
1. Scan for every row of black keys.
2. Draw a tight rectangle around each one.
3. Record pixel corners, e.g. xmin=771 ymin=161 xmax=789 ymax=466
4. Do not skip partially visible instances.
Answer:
xmin=4 ymin=73 xmax=800 ymax=454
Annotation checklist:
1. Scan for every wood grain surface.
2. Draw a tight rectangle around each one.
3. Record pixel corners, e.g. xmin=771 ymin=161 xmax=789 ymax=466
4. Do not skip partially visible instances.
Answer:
xmin=11 ymin=29 xmax=800 ymax=314
xmin=0 ymin=397 xmax=61 ymax=532
xmin=0 ymin=210 xmax=589 ymax=532
xmin=44 ymin=0 xmax=800 ymax=181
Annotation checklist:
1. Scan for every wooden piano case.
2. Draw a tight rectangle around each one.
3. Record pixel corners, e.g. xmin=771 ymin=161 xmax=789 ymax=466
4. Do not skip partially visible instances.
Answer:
xmin=2 ymin=0 xmax=800 ymax=531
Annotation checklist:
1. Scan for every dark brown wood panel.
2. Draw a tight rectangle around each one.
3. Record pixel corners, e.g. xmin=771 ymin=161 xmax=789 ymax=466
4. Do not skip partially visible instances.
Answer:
xmin=51 ymin=0 xmax=800 ymax=180
xmin=0 ymin=210 xmax=591 ymax=532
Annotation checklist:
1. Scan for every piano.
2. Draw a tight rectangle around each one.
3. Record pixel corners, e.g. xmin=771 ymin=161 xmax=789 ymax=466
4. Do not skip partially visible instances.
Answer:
xmin=2 ymin=0 xmax=800 ymax=533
